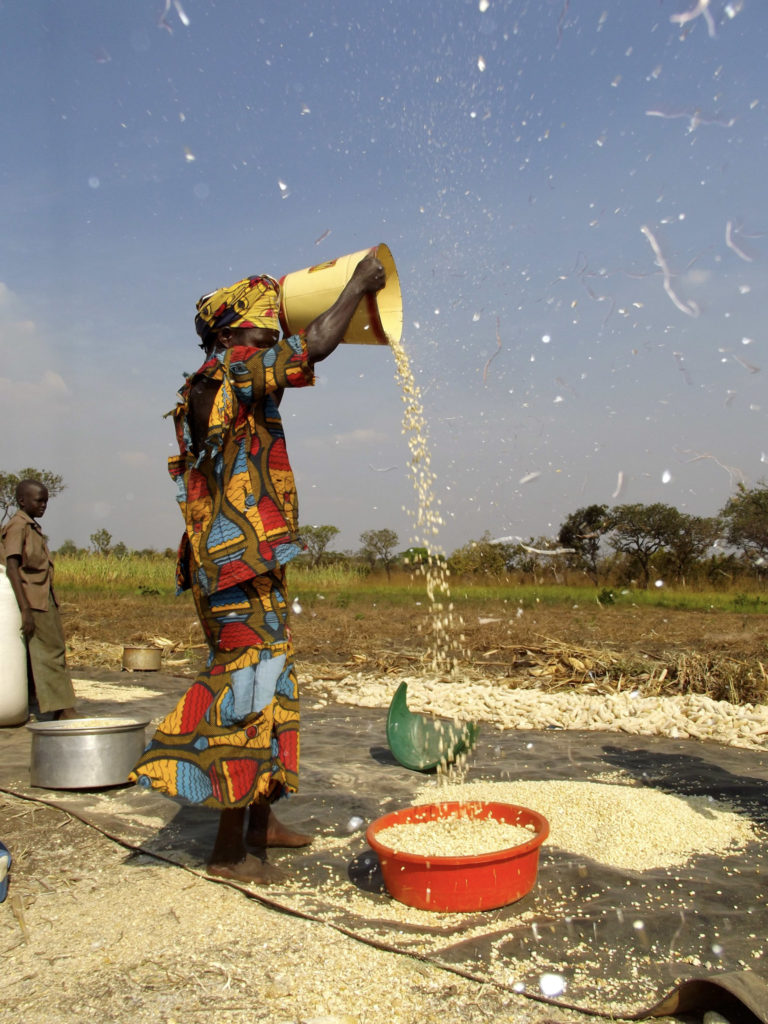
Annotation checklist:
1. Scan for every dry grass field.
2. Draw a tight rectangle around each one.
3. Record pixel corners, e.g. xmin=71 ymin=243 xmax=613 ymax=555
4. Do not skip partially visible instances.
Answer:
xmin=59 ymin=584 xmax=768 ymax=705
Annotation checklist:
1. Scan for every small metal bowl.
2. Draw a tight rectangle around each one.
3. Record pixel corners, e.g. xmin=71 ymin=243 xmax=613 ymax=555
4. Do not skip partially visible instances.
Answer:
xmin=122 ymin=646 xmax=162 ymax=671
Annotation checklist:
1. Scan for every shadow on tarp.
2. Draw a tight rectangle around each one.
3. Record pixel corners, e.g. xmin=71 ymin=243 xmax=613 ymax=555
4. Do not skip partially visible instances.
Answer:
xmin=0 ymin=670 xmax=767 ymax=1023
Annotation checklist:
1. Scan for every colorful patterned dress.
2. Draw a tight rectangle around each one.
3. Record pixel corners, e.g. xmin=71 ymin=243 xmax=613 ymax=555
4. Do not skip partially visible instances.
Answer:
xmin=130 ymin=334 xmax=314 ymax=808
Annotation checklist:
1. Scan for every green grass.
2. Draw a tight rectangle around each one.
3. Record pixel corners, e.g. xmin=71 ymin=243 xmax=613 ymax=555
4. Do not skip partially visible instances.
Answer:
xmin=55 ymin=553 xmax=178 ymax=596
xmin=438 ymin=582 xmax=768 ymax=614
xmin=54 ymin=555 xmax=376 ymax=600
xmin=53 ymin=554 xmax=768 ymax=614
xmin=288 ymin=563 xmax=370 ymax=589
xmin=589 ymin=586 xmax=768 ymax=614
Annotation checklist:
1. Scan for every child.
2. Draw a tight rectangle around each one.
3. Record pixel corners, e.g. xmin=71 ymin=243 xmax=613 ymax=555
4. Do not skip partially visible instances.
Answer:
xmin=2 ymin=479 xmax=78 ymax=720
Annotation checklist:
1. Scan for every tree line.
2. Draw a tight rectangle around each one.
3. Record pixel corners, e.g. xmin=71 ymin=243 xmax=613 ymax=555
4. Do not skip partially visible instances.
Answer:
xmin=0 ymin=470 xmax=404 ymax=575
xmin=3 ymin=468 xmax=768 ymax=588
xmin=54 ymin=524 xmax=403 ymax=577
xmin=297 ymin=486 xmax=768 ymax=589
xmin=450 ymin=488 xmax=768 ymax=589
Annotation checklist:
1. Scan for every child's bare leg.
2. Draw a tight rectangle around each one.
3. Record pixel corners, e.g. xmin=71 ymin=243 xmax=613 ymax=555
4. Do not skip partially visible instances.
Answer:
xmin=207 ymin=807 xmax=286 ymax=884
xmin=53 ymin=708 xmax=79 ymax=720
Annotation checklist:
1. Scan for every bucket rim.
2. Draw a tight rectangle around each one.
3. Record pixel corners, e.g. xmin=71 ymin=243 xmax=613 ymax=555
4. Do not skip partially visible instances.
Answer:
xmin=366 ymin=800 xmax=549 ymax=867
xmin=27 ymin=717 xmax=150 ymax=736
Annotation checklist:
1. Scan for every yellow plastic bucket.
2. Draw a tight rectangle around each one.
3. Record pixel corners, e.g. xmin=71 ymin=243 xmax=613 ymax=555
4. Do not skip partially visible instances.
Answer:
xmin=278 ymin=243 xmax=402 ymax=345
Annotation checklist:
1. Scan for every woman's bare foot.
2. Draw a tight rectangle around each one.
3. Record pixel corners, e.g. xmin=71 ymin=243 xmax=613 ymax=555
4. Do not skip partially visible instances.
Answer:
xmin=246 ymin=804 xmax=313 ymax=849
xmin=206 ymin=853 xmax=287 ymax=885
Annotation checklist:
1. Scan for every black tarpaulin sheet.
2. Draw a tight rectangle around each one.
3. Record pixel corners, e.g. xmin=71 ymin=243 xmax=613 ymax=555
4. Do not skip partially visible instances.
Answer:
xmin=0 ymin=671 xmax=766 ymax=1021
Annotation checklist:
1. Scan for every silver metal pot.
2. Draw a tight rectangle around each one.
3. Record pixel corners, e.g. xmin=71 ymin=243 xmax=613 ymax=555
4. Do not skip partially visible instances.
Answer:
xmin=122 ymin=646 xmax=162 ymax=671
xmin=27 ymin=717 xmax=150 ymax=789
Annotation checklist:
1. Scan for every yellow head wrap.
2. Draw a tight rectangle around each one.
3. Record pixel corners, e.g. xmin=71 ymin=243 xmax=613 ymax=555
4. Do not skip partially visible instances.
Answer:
xmin=194 ymin=275 xmax=280 ymax=343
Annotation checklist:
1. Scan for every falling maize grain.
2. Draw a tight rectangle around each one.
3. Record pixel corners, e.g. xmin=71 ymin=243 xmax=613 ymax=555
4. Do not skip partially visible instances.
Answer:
xmin=390 ymin=334 xmax=466 ymax=674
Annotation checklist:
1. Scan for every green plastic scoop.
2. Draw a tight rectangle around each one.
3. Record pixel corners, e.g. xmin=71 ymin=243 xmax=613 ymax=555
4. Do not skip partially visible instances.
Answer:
xmin=386 ymin=681 xmax=480 ymax=772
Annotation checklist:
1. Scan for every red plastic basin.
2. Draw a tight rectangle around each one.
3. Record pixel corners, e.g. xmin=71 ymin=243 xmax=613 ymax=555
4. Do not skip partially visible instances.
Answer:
xmin=366 ymin=800 xmax=549 ymax=913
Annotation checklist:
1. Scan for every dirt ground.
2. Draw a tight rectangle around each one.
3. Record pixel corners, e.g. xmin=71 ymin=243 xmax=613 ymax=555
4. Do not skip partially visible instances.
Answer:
xmin=61 ymin=590 xmax=768 ymax=703
xmin=2 ymin=793 xmax=581 ymax=1024
xmin=2 ymin=596 xmax=766 ymax=1023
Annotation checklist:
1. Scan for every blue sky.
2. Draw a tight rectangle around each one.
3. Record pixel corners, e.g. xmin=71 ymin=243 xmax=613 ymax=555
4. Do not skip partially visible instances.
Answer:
xmin=1 ymin=0 xmax=767 ymax=557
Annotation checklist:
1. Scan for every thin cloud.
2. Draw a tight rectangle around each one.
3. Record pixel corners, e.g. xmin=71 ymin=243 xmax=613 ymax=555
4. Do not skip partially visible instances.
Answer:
xmin=303 ymin=428 xmax=389 ymax=450
xmin=0 ymin=370 xmax=70 ymax=400
xmin=119 ymin=450 xmax=153 ymax=467
xmin=333 ymin=428 xmax=389 ymax=445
